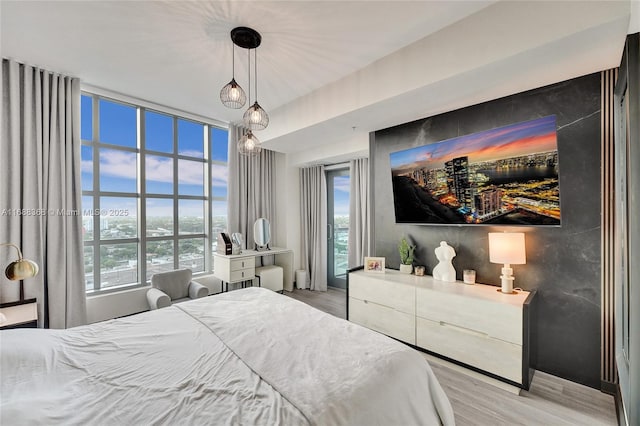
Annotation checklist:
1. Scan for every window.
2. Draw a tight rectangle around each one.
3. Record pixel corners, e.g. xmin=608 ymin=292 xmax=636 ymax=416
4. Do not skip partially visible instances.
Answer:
xmin=81 ymin=93 xmax=228 ymax=293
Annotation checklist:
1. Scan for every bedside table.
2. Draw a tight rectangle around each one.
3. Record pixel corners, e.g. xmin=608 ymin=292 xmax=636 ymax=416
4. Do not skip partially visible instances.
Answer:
xmin=0 ymin=298 xmax=38 ymax=329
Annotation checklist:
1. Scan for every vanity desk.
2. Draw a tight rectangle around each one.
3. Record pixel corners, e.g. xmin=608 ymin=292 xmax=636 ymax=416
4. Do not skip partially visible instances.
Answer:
xmin=213 ymin=247 xmax=294 ymax=292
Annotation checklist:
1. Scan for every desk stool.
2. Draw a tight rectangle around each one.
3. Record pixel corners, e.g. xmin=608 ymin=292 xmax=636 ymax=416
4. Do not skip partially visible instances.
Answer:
xmin=255 ymin=265 xmax=284 ymax=293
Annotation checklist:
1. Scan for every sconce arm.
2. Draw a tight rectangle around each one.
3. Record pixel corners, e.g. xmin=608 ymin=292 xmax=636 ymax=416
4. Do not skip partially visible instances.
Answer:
xmin=0 ymin=242 xmax=23 ymax=260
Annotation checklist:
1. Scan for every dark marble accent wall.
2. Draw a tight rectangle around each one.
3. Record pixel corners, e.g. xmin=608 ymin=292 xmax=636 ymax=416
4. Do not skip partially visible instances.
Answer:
xmin=371 ymin=73 xmax=602 ymax=388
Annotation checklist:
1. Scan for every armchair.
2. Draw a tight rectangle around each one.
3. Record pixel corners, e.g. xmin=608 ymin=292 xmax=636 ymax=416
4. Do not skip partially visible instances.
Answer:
xmin=147 ymin=269 xmax=209 ymax=310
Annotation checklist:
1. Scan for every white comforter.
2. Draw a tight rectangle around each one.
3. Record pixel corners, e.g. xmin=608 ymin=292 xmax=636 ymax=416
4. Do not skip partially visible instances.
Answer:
xmin=0 ymin=287 xmax=454 ymax=425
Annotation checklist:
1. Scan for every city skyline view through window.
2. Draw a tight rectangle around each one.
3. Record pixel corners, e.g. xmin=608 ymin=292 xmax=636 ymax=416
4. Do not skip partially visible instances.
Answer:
xmin=81 ymin=93 xmax=228 ymax=293
xmin=332 ymin=175 xmax=350 ymax=279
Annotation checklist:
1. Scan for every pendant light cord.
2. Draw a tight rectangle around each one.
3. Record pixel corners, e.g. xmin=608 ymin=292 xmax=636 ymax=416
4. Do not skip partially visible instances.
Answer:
xmin=247 ymin=48 xmax=251 ymax=105
xmin=231 ymin=43 xmax=235 ymax=77
xmin=254 ymin=48 xmax=258 ymax=102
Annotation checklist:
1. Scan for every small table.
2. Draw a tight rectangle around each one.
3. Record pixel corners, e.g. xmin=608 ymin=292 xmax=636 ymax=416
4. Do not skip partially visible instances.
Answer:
xmin=0 ymin=298 xmax=38 ymax=329
xmin=213 ymin=251 xmax=257 ymax=292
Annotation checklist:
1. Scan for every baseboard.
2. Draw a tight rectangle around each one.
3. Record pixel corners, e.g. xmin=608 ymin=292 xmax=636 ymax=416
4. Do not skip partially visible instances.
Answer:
xmin=601 ymin=380 xmax=617 ymax=395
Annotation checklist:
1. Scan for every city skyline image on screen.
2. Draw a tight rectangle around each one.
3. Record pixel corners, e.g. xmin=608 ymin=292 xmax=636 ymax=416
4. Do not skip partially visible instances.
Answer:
xmin=389 ymin=115 xmax=561 ymax=225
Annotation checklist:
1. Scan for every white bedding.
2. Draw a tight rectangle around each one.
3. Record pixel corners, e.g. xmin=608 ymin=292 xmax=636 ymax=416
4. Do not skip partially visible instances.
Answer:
xmin=1 ymin=287 xmax=454 ymax=425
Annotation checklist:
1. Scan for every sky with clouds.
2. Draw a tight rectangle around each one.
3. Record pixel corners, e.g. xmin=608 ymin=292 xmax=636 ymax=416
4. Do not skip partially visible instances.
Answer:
xmin=390 ymin=115 xmax=558 ymax=172
xmin=81 ymin=96 xmax=228 ymax=218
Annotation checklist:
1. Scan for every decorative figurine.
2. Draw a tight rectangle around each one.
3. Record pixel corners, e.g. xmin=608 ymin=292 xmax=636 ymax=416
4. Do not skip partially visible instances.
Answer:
xmin=433 ymin=241 xmax=456 ymax=282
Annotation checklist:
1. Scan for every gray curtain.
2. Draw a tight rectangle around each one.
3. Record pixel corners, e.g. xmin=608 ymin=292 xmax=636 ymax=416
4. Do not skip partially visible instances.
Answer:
xmin=300 ymin=166 xmax=327 ymax=291
xmin=227 ymin=124 xmax=276 ymax=250
xmin=348 ymin=158 xmax=370 ymax=268
xmin=1 ymin=58 xmax=86 ymax=328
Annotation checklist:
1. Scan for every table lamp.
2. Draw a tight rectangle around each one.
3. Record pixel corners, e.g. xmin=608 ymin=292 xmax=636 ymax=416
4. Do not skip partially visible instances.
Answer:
xmin=1 ymin=242 xmax=39 ymax=300
xmin=488 ymin=232 xmax=526 ymax=294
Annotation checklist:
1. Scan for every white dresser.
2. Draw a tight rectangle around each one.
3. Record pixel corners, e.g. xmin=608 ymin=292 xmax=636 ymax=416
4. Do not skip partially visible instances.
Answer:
xmin=347 ymin=268 xmax=535 ymax=389
xmin=349 ymin=271 xmax=416 ymax=344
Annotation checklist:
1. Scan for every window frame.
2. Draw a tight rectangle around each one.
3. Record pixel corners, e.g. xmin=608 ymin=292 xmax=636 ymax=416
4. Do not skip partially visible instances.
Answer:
xmin=81 ymin=91 xmax=228 ymax=295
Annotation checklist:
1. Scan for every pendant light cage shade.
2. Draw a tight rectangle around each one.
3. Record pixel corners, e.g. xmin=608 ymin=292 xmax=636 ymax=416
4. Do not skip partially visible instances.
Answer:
xmin=237 ymin=130 xmax=262 ymax=156
xmin=243 ymin=101 xmax=269 ymax=130
xmin=220 ymin=79 xmax=247 ymax=109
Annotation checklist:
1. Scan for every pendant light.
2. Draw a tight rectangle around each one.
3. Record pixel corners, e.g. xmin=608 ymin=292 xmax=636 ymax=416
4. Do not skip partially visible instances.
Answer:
xmin=243 ymin=48 xmax=269 ymax=130
xmin=237 ymin=44 xmax=262 ymax=156
xmin=221 ymin=27 xmax=268 ymax=155
xmin=220 ymin=43 xmax=246 ymax=109
xmin=237 ymin=130 xmax=262 ymax=155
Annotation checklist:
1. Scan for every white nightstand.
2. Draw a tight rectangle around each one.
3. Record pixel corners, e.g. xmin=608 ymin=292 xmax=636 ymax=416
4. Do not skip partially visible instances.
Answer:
xmin=0 ymin=298 xmax=38 ymax=329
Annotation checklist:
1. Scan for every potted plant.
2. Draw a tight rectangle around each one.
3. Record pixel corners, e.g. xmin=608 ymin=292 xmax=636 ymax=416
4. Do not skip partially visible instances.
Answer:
xmin=398 ymin=237 xmax=416 ymax=274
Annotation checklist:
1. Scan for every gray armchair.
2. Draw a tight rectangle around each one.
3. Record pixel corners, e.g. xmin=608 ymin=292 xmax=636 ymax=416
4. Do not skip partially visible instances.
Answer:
xmin=147 ymin=268 xmax=209 ymax=310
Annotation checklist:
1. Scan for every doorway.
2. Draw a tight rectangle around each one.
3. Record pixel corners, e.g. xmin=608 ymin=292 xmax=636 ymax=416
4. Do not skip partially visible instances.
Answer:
xmin=326 ymin=168 xmax=349 ymax=289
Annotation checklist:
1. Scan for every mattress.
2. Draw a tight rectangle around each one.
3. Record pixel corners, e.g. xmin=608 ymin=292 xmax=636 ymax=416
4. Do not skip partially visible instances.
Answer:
xmin=0 ymin=287 xmax=454 ymax=425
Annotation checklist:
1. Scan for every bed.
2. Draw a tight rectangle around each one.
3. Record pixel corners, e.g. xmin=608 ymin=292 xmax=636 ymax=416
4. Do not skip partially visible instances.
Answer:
xmin=0 ymin=287 xmax=454 ymax=425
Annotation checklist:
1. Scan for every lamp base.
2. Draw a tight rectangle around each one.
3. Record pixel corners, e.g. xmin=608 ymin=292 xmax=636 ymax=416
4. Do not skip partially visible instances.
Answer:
xmin=496 ymin=288 xmax=519 ymax=295
xmin=500 ymin=265 xmax=515 ymax=294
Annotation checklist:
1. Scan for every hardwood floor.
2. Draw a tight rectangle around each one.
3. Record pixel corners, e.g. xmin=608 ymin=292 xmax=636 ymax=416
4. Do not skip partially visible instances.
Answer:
xmin=286 ymin=287 xmax=617 ymax=426
xmin=286 ymin=287 xmax=347 ymax=319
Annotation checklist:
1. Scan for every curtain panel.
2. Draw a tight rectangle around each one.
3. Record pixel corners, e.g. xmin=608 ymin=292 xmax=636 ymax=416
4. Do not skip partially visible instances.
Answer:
xmin=0 ymin=58 xmax=86 ymax=328
xmin=348 ymin=158 xmax=370 ymax=268
xmin=300 ymin=166 xmax=327 ymax=291
xmin=227 ymin=124 xmax=276 ymax=250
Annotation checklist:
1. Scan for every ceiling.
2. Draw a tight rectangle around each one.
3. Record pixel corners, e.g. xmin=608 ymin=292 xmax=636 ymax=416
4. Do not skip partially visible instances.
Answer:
xmin=0 ymin=1 xmax=635 ymax=160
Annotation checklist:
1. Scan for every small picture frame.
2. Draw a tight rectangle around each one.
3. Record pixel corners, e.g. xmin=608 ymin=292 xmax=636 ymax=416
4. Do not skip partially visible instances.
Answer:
xmin=364 ymin=256 xmax=385 ymax=273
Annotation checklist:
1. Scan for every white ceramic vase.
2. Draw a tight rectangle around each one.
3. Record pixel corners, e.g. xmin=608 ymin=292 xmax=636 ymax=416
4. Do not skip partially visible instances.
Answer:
xmin=399 ymin=264 xmax=413 ymax=274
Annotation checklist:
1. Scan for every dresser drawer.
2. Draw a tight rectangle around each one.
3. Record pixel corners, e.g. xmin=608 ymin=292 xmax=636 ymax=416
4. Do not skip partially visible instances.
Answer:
xmin=230 ymin=257 xmax=255 ymax=271
xmin=349 ymin=273 xmax=415 ymax=314
xmin=349 ymin=297 xmax=415 ymax=344
xmin=416 ymin=287 xmax=522 ymax=344
xmin=417 ymin=317 xmax=522 ymax=383
xmin=230 ymin=268 xmax=254 ymax=282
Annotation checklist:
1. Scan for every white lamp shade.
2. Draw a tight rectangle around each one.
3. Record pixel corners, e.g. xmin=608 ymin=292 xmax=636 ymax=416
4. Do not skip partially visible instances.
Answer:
xmin=488 ymin=232 xmax=526 ymax=265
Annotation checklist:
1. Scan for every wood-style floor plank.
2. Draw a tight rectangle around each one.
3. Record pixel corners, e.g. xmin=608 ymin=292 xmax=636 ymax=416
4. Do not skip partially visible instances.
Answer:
xmin=286 ymin=287 xmax=617 ymax=426
xmin=286 ymin=287 xmax=346 ymax=319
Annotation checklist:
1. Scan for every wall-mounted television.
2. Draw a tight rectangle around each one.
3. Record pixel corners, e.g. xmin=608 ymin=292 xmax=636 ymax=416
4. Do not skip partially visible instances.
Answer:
xmin=389 ymin=115 xmax=561 ymax=226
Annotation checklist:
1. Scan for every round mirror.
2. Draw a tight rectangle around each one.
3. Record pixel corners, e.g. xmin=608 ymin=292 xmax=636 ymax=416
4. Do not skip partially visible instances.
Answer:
xmin=253 ymin=218 xmax=271 ymax=250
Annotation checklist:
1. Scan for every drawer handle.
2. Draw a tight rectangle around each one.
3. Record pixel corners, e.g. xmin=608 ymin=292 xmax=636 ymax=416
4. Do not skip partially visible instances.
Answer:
xmin=438 ymin=321 xmax=487 ymax=338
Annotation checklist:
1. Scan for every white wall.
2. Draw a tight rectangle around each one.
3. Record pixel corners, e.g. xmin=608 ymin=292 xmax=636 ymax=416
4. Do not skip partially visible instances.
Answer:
xmin=86 ymin=274 xmax=222 ymax=324
xmin=86 ymin=287 xmax=149 ymax=323
xmin=630 ymin=0 xmax=640 ymax=34
xmin=274 ymin=152 xmax=302 ymax=277
xmin=288 ymin=131 xmax=369 ymax=167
